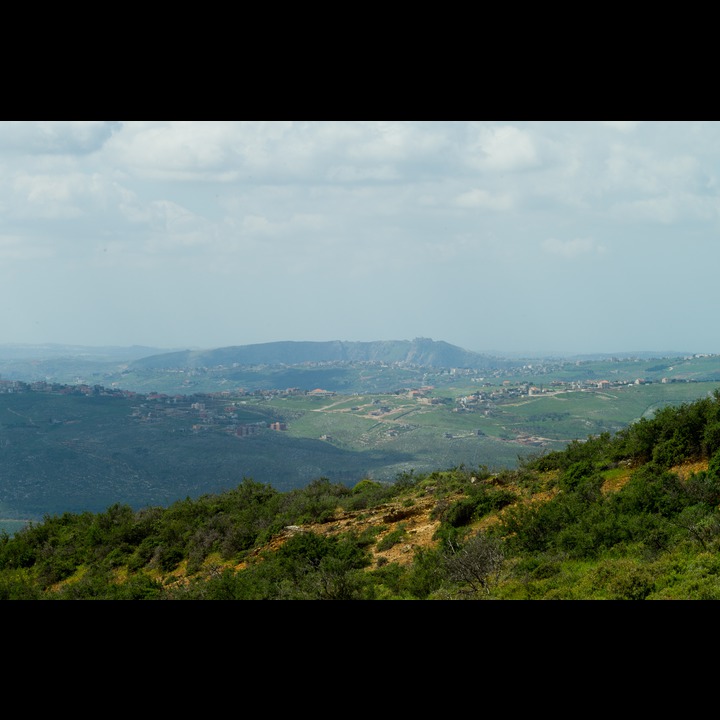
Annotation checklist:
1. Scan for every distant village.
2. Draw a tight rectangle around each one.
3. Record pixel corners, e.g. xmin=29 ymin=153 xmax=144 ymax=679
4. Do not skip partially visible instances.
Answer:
xmin=452 ymin=374 xmax=696 ymax=414
xmin=0 ymin=379 xmax=287 ymax=438
xmin=0 ymin=371 xmax=700 ymax=442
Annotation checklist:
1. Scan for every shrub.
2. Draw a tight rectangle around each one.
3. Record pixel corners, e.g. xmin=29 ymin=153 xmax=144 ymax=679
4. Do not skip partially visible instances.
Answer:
xmin=376 ymin=524 xmax=407 ymax=552
xmin=442 ymin=532 xmax=505 ymax=595
xmin=591 ymin=558 xmax=656 ymax=600
xmin=399 ymin=546 xmax=446 ymax=599
xmin=352 ymin=478 xmax=383 ymax=494
xmin=560 ymin=460 xmax=595 ymax=491
xmin=441 ymin=498 xmax=477 ymax=528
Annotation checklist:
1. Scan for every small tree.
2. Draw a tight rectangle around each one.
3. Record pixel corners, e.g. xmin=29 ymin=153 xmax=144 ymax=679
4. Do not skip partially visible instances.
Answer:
xmin=443 ymin=532 xmax=504 ymax=596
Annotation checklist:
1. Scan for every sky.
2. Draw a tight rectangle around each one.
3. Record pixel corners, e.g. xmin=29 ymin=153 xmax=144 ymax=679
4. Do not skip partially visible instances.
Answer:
xmin=1 ymin=120 xmax=718 ymax=357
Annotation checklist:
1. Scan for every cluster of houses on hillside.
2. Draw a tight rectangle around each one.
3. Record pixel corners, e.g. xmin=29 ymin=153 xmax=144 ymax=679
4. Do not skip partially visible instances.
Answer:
xmin=452 ymin=375 xmax=694 ymax=413
xmin=0 ymin=379 xmax=139 ymax=397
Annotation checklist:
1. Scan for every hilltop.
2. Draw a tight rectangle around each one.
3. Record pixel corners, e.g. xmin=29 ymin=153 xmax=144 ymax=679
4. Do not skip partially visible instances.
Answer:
xmin=128 ymin=338 xmax=519 ymax=371
xmin=2 ymin=339 xmax=719 ymax=397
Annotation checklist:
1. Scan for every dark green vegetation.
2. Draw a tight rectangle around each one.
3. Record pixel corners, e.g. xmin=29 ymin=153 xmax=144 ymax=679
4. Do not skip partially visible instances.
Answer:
xmin=0 ymin=384 xmax=407 ymax=521
xmin=4 ymin=390 xmax=720 ymax=599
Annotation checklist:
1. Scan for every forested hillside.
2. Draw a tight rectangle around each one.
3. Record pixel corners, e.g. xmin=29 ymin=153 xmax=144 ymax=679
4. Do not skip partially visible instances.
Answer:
xmin=3 ymin=391 xmax=720 ymax=600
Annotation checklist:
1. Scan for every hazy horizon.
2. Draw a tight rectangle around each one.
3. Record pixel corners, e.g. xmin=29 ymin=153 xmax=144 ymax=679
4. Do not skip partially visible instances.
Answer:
xmin=2 ymin=121 xmax=719 ymax=356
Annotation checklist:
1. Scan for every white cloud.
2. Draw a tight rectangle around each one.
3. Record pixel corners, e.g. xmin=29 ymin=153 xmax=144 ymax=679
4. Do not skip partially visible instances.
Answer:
xmin=541 ymin=237 xmax=607 ymax=258
xmin=0 ymin=234 xmax=54 ymax=261
xmin=103 ymin=121 xmax=446 ymax=184
xmin=326 ymin=164 xmax=400 ymax=182
xmin=609 ymin=191 xmax=720 ymax=224
xmin=138 ymin=201 xmax=215 ymax=255
xmin=454 ymin=188 xmax=512 ymax=210
xmin=241 ymin=214 xmax=277 ymax=235
xmin=601 ymin=121 xmax=641 ymax=133
xmin=103 ymin=121 xmax=270 ymax=180
xmin=11 ymin=173 xmax=86 ymax=219
xmin=9 ymin=171 xmax=138 ymax=223
xmin=100 ymin=121 xmax=459 ymax=186
xmin=0 ymin=121 xmax=119 ymax=155
xmin=465 ymin=124 xmax=539 ymax=172
xmin=343 ymin=121 xmax=450 ymax=162
xmin=603 ymin=144 xmax=702 ymax=196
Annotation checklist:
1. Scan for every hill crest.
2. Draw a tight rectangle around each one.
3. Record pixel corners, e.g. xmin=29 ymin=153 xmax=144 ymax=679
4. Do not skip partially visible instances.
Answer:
xmin=130 ymin=338 xmax=517 ymax=371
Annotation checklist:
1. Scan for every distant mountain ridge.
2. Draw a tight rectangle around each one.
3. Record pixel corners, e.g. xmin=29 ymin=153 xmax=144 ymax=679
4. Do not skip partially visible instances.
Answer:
xmin=130 ymin=338 xmax=518 ymax=371
xmin=0 ymin=344 xmax=174 ymax=361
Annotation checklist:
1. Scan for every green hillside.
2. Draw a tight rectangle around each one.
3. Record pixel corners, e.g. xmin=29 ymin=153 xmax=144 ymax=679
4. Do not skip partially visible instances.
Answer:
xmin=3 ymin=390 xmax=720 ymax=599
xmin=3 ymin=376 xmax=720 ymax=530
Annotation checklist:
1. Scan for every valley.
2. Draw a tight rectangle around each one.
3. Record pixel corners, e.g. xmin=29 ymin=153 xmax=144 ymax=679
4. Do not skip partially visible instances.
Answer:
xmin=3 ymin=339 xmax=720 ymax=535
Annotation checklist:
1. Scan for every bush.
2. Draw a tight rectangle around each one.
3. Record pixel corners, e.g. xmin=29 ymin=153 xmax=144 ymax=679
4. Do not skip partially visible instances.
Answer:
xmin=342 ymin=479 xmax=394 ymax=511
xmin=442 ymin=532 xmax=505 ymax=595
xmin=591 ymin=558 xmax=655 ymax=600
xmin=560 ymin=460 xmax=595 ymax=491
xmin=352 ymin=478 xmax=383 ymax=494
xmin=441 ymin=498 xmax=477 ymax=528
xmin=376 ymin=524 xmax=407 ymax=552
xmin=399 ymin=546 xmax=446 ymax=599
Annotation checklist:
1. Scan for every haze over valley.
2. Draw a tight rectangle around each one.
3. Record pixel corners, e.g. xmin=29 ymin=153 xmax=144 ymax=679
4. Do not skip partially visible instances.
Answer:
xmin=2 ymin=338 xmax=720 ymax=538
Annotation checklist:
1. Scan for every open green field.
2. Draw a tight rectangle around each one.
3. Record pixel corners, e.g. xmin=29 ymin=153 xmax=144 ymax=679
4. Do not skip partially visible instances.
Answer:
xmin=260 ymin=380 xmax=720 ymax=440
xmin=248 ymin=379 xmax=720 ymax=475
xmin=483 ymin=384 xmax=710 ymax=440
